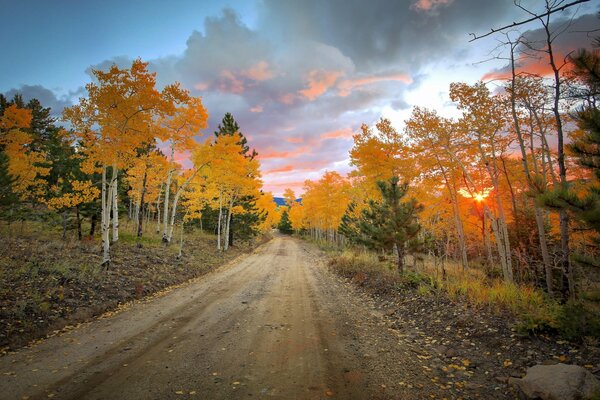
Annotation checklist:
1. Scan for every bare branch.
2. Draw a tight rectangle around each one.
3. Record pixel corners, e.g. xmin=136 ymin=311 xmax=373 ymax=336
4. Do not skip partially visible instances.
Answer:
xmin=468 ymin=0 xmax=590 ymax=42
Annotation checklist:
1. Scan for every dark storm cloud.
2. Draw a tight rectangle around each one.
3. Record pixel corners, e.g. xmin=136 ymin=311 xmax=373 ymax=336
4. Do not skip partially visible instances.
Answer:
xmin=260 ymin=0 xmax=516 ymax=72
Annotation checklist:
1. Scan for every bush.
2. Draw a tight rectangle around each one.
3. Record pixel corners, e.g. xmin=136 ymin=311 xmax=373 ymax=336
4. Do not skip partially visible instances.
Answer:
xmin=557 ymin=301 xmax=600 ymax=342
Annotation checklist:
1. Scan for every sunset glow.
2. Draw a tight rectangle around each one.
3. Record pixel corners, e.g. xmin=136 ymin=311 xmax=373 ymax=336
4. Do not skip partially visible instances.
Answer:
xmin=458 ymin=188 xmax=492 ymax=202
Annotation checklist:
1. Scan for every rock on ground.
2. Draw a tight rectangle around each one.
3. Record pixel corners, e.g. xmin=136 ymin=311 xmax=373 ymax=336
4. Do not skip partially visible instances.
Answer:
xmin=510 ymin=363 xmax=600 ymax=400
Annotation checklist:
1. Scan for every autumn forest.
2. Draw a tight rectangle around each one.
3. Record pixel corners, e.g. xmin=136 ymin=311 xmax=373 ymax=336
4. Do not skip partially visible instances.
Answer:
xmin=1 ymin=1 xmax=600 ymax=399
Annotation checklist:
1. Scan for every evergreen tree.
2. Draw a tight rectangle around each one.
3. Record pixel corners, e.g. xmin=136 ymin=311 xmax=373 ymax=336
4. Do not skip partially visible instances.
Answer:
xmin=338 ymin=202 xmax=361 ymax=244
xmin=357 ymin=177 xmax=423 ymax=272
xmin=278 ymin=209 xmax=293 ymax=234
xmin=214 ymin=112 xmax=257 ymax=159
xmin=214 ymin=112 xmax=261 ymax=244
xmin=566 ymin=48 xmax=600 ymax=236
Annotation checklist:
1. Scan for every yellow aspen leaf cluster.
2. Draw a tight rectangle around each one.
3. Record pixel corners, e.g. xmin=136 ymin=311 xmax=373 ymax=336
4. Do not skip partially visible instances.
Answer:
xmin=0 ymin=105 xmax=49 ymax=198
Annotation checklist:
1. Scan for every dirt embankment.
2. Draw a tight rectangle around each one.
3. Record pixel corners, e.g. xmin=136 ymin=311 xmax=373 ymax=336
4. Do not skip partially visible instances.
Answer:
xmin=0 ymin=229 xmax=262 ymax=351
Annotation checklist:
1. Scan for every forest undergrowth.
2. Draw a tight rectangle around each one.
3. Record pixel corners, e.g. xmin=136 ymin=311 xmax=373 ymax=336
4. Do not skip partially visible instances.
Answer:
xmin=319 ymin=240 xmax=600 ymax=343
xmin=0 ymin=219 xmax=267 ymax=352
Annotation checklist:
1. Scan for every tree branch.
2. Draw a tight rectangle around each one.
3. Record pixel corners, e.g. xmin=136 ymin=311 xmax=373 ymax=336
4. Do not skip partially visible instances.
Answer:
xmin=468 ymin=0 xmax=590 ymax=42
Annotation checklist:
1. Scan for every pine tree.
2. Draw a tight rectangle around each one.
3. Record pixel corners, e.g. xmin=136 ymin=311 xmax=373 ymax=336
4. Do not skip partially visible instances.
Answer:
xmin=214 ymin=113 xmax=260 ymax=245
xmin=214 ymin=112 xmax=257 ymax=159
xmin=564 ymin=48 xmax=600 ymax=236
xmin=338 ymin=202 xmax=361 ymax=244
xmin=357 ymin=177 xmax=423 ymax=273
xmin=278 ymin=209 xmax=293 ymax=234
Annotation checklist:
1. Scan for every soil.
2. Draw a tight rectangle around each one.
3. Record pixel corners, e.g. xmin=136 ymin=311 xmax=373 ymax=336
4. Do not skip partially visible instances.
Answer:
xmin=0 ymin=228 xmax=260 ymax=351
xmin=1 ymin=235 xmax=598 ymax=399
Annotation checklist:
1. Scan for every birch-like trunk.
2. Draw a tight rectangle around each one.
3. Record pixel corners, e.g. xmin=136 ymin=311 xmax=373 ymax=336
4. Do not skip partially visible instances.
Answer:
xmin=165 ymin=166 xmax=205 ymax=243
xmin=509 ymin=43 xmax=554 ymax=296
xmin=167 ymin=188 xmax=181 ymax=243
xmin=177 ymin=219 xmax=184 ymax=259
xmin=224 ymin=197 xmax=234 ymax=251
xmin=162 ymin=145 xmax=175 ymax=242
xmin=547 ymin=24 xmax=572 ymax=300
xmin=110 ymin=164 xmax=119 ymax=243
xmin=156 ymin=184 xmax=163 ymax=234
xmin=217 ymin=194 xmax=223 ymax=251
xmin=101 ymin=166 xmax=112 ymax=266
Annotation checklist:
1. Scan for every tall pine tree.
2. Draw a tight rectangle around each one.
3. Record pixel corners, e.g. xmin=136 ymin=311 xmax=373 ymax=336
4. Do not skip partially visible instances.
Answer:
xmin=214 ymin=113 xmax=260 ymax=244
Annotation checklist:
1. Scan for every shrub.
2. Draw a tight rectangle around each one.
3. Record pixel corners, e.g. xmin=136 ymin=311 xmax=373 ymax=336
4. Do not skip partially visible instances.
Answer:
xmin=557 ymin=301 xmax=600 ymax=342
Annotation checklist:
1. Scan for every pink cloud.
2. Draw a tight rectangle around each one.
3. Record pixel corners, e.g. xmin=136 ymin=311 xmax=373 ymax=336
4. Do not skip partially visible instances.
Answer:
xmin=258 ymin=146 xmax=309 ymax=159
xmin=250 ymin=105 xmax=264 ymax=113
xmin=411 ymin=0 xmax=453 ymax=12
xmin=482 ymin=54 xmax=566 ymax=82
xmin=279 ymin=93 xmax=296 ymax=105
xmin=218 ymin=70 xmax=245 ymax=94
xmin=194 ymin=82 xmax=209 ymax=90
xmin=320 ymin=128 xmax=354 ymax=140
xmin=242 ymin=61 xmax=275 ymax=81
xmin=265 ymin=165 xmax=295 ymax=174
xmin=337 ymin=73 xmax=412 ymax=96
xmin=298 ymin=70 xmax=343 ymax=101
xmin=286 ymin=137 xmax=304 ymax=143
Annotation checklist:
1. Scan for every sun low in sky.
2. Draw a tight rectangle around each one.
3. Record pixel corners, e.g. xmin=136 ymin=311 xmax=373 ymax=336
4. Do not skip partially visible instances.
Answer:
xmin=1 ymin=0 xmax=598 ymax=195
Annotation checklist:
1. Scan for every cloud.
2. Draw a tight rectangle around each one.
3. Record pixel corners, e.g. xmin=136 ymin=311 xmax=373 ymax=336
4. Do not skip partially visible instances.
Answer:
xmin=411 ymin=0 xmax=454 ymax=12
xmin=265 ymin=165 xmax=295 ymax=174
xmin=320 ymin=128 xmax=354 ymax=139
xmin=45 ymin=2 xmax=593 ymax=195
xmin=3 ymin=84 xmax=75 ymax=116
xmin=242 ymin=61 xmax=275 ymax=81
xmin=337 ymin=73 xmax=412 ymax=96
xmin=298 ymin=70 xmax=343 ymax=100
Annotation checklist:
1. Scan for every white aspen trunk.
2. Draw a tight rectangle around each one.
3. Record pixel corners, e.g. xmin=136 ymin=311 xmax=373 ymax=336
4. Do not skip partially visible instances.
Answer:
xmin=224 ymin=197 xmax=234 ymax=251
xmin=449 ymin=173 xmax=469 ymax=270
xmin=485 ymin=207 xmax=512 ymax=282
xmin=101 ymin=165 xmax=112 ymax=266
xmin=484 ymin=211 xmax=494 ymax=267
xmin=111 ymin=164 xmax=119 ymax=243
xmin=134 ymin=200 xmax=140 ymax=234
xmin=162 ymin=145 xmax=175 ymax=242
xmin=509 ymin=50 xmax=554 ymax=295
xmin=156 ymin=184 xmax=163 ymax=234
xmin=217 ymin=194 xmax=223 ymax=251
xmin=166 ymin=167 xmax=204 ymax=243
xmin=477 ymin=133 xmax=513 ymax=282
xmin=436 ymin=158 xmax=468 ymax=270
xmin=177 ymin=219 xmax=184 ymax=259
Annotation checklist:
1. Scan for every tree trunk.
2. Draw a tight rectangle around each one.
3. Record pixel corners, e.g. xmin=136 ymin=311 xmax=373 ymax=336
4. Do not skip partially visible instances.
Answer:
xmin=162 ymin=146 xmax=175 ymax=243
xmin=137 ymin=167 xmax=148 ymax=238
xmin=76 ymin=205 xmax=82 ymax=240
xmin=110 ymin=164 xmax=119 ymax=243
xmin=542 ymin=10 xmax=571 ymax=300
xmin=156 ymin=184 xmax=163 ymax=234
xmin=101 ymin=165 xmax=112 ymax=267
xmin=224 ymin=198 xmax=234 ymax=251
xmin=217 ymin=194 xmax=223 ymax=251
xmin=177 ymin=219 xmax=184 ymax=259
xmin=509 ymin=42 xmax=554 ymax=296
xmin=62 ymin=210 xmax=68 ymax=241
xmin=395 ymin=243 xmax=404 ymax=274
xmin=90 ymin=212 xmax=97 ymax=237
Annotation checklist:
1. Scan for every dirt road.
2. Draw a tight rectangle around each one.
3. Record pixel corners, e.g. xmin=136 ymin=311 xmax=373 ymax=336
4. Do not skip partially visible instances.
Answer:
xmin=0 ymin=236 xmax=460 ymax=400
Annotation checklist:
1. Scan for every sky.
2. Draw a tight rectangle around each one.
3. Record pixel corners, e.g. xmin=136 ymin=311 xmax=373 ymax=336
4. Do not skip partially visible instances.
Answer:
xmin=1 ymin=0 xmax=598 ymax=195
